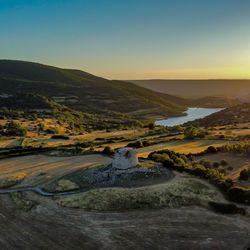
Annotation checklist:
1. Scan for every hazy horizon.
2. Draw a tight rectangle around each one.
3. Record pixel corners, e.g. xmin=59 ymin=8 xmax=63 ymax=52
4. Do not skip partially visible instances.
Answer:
xmin=1 ymin=0 xmax=250 ymax=79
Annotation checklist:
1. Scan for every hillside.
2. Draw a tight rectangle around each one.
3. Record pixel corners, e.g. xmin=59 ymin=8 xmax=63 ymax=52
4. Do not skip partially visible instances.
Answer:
xmin=130 ymin=79 xmax=250 ymax=99
xmin=186 ymin=103 xmax=250 ymax=127
xmin=0 ymin=60 xmax=186 ymax=119
xmin=0 ymin=93 xmax=142 ymax=131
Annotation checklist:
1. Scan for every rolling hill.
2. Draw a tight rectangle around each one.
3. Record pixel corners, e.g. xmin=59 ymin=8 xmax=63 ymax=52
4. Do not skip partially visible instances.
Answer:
xmin=129 ymin=79 xmax=250 ymax=99
xmin=0 ymin=60 xmax=186 ymax=119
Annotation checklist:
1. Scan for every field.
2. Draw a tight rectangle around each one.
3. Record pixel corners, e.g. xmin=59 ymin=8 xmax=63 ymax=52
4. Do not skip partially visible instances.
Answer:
xmin=0 ymin=117 xmax=249 ymax=250
xmin=136 ymin=139 xmax=236 ymax=157
xmin=0 ymin=154 xmax=111 ymax=187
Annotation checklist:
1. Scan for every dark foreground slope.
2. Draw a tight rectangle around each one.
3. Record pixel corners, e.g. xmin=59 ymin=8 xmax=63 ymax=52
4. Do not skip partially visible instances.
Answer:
xmin=0 ymin=60 xmax=186 ymax=118
xmin=0 ymin=194 xmax=249 ymax=250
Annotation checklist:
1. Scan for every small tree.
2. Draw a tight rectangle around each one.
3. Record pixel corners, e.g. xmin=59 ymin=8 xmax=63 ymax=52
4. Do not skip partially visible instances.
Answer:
xmin=184 ymin=126 xmax=197 ymax=139
xmin=220 ymin=159 xmax=228 ymax=166
xmin=102 ymin=146 xmax=114 ymax=156
xmin=239 ymin=169 xmax=249 ymax=181
xmin=4 ymin=121 xmax=27 ymax=136
xmin=148 ymin=122 xmax=155 ymax=130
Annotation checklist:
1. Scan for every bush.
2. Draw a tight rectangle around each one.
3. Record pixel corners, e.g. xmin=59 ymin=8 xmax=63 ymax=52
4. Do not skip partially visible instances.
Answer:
xmin=218 ymin=166 xmax=226 ymax=174
xmin=102 ymin=146 xmax=114 ymax=156
xmin=203 ymin=160 xmax=212 ymax=169
xmin=208 ymin=201 xmax=245 ymax=215
xmin=213 ymin=162 xmax=220 ymax=168
xmin=220 ymin=159 xmax=228 ymax=166
xmin=51 ymin=135 xmax=70 ymax=140
xmin=184 ymin=126 xmax=197 ymax=139
xmin=227 ymin=186 xmax=250 ymax=204
xmin=239 ymin=169 xmax=249 ymax=181
xmin=204 ymin=146 xmax=217 ymax=154
xmin=4 ymin=121 xmax=27 ymax=136
xmin=127 ymin=140 xmax=143 ymax=148
xmin=45 ymin=127 xmax=59 ymax=134
xmin=148 ymin=123 xmax=155 ymax=130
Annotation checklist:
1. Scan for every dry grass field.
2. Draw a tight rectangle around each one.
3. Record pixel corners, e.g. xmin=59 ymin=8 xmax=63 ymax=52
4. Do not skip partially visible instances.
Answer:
xmin=137 ymin=140 xmax=237 ymax=157
xmin=0 ymin=154 xmax=111 ymax=187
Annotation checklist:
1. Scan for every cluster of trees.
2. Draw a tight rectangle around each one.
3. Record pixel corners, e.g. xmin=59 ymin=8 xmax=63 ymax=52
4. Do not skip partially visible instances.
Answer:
xmin=148 ymin=149 xmax=250 ymax=204
xmin=184 ymin=126 xmax=207 ymax=139
xmin=0 ymin=121 xmax=27 ymax=136
xmin=127 ymin=139 xmax=155 ymax=148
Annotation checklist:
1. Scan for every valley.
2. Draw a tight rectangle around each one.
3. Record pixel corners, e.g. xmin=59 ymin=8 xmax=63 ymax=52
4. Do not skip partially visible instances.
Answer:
xmin=0 ymin=60 xmax=250 ymax=249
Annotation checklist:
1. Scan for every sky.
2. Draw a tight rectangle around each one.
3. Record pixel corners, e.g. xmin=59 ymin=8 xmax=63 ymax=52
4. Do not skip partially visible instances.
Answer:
xmin=0 ymin=0 xmax=250 ymax=79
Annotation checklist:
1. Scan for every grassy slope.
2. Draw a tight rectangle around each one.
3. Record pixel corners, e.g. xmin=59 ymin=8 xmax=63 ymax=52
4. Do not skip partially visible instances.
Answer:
xmin=0 ymin=60 xmax=185 ymax=117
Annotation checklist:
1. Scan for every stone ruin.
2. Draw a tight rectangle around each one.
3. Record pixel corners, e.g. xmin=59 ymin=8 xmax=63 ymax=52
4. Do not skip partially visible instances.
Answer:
xmin=112 ymin=147 xmax=138 ymax=170
xmin=79 ymin=147 xmax=167 ymax=187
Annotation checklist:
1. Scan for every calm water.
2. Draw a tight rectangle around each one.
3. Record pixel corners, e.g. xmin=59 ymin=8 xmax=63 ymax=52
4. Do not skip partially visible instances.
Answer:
xmin=155 ymin=107 xmax=224 ymax=127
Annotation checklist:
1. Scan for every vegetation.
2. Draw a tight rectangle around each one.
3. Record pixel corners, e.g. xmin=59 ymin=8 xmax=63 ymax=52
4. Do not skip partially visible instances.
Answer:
xmin=102 ymin=146 xmax=114 ymax=156
xmin=56 ymin=179 xmax=219 ymax=211
xmin=0 ymin=173 xmax=27 ymax=188
xmin=0 ymin=60 xmax=186 ymax=119
xmin=56 ymin=179 xmax=79 ymax=192
xmin=0 ymin=121 xmax=27 ymax=136
xmin=239 ymin=166 xmax=250 ymax=181
xmin=187 ymin=103 xmax=250 ymax=127
xmin=51 ymin=135 xmax=70 ymax=140
xmin=184 ymin=126 xmax=206 ymax=139
xmin=10 ymin=192 xmax=36 ymax=211
xmin=148 ymin=146 xmax=250 ymax=204
xmin=208 ymin=201 xmax=245 ymax=215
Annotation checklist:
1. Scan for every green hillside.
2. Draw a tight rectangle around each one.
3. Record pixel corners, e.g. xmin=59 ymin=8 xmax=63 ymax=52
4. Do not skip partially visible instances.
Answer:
xmin=0 ymin=60 xmax=185 ymax=118
xmin=0 ymin=93 xmax=142 ymax=131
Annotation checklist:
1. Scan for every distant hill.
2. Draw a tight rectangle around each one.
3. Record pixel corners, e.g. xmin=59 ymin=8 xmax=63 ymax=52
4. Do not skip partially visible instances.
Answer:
xmin=129 ymin=79 xmax=250 ymax=99
xmin=0 ymin=60 xmax=186 ymax=119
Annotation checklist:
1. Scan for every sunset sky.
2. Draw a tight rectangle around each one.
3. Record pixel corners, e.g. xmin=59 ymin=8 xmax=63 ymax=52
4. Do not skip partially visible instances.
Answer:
xmin=1 ymin=0 xmax=250 ymax=79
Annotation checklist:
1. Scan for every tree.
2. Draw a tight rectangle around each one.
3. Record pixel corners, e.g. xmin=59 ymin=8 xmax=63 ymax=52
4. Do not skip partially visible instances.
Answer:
xmin=220 ymin=159 xmax=228 ymax=166
xmin=239 ymin=169 xmax=249 ymax=181
xmin=148 ymin=122 xmax=155 ymax=130
xmin=184 ymin=126 xmax=197 ymax=139
xmin=102 ymin=146 xmax=114 ymax=156
xmin=4 ymin=121 xmax=27 ymax=136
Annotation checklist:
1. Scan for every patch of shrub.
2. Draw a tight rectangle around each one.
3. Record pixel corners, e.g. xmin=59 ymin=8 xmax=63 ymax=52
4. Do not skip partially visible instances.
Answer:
xmin=239 ymin=169 xmax=250 ymax=181
xmin=220 ymin=159 xmax=228 ymax=166
xmin=127 ymin=140 xmax=143 ymax=148
xmin=102 ymin=146 xmax=114 ymax=156
xmin=3 ymin=121 xmax=27 ymax=137
xmin=213 ymin=162 xmax=220 ymax=168
xmin=51 ymin=135 xmax=70 ymax=140
xmin=227 ymin=186 xmax=250 ymax=204
xmin=45 ymin=127 xmax=59 ymax=134
xmin=208 ymin=201 xmax=246 ymax=215
xmin=204 ymin=146 xmax=218 ymax=154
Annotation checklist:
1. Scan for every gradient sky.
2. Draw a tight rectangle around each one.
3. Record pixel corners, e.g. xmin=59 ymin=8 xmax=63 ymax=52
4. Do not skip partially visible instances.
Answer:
xmin=1 ymin=0 xmax=250 ymax=79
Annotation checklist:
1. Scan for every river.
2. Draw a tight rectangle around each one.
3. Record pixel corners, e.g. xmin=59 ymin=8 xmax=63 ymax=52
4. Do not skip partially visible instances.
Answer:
xmin=155 ymin=107 xmax=224 ymax=127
